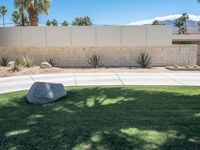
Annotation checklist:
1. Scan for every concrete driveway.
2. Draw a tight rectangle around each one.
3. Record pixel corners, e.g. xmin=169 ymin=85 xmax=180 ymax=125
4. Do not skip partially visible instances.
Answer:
xmin=0 ymin=72 xmax=200 ymax=94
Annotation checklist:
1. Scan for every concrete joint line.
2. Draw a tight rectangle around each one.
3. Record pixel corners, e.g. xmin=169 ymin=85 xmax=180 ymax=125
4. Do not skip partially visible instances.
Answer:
xmin=159 ymin=73 xmax=186 ymax=85
xmin=30 ymin=75 xmax=35 ymax=82
xmin=74 ymin=73 xmax=77 ymax=86
xmin=116 ymin=73 xmax=124 ymax=85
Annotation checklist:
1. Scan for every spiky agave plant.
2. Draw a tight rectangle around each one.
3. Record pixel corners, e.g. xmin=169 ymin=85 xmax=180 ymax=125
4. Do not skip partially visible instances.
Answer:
xmin=47 ymin=58 xmax=56 ymax=67
xmin=137 ymin=52 xmax=151 ymax=68
xmin=0 ymin=57 xmax=9 ymax=66
xmin=88 ymin=55 xmax=103 ymax=68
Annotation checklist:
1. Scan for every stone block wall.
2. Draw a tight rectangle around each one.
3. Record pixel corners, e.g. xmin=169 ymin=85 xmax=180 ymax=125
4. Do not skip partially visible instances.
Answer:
xmin=0 ymin=45 xmax=198 ymax=67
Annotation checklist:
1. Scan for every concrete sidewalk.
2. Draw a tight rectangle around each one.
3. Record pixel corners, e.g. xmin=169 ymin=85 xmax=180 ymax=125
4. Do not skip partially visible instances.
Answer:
xmin=0 ymin=72 xmax=200 ymax=94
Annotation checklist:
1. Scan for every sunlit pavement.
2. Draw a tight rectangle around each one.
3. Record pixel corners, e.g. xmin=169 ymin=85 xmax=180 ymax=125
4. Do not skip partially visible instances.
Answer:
xmin=0 ymin=72 xmax=200 ymax=94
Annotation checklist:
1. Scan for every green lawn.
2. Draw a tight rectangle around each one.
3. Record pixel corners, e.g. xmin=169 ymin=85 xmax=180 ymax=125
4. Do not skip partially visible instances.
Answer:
xmin=0 ymin=86 xmax=200 ymax=150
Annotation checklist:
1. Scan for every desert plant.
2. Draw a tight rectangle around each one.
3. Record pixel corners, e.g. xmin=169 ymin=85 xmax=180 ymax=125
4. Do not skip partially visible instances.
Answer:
xmin=174 ymin=65 xmax=179 ymax=68
xmin=23 ymin=54 xmax=33 ymax=67
xmin=47 ymin=58 xmax=55 ymax=67
xmin=88 ymin=55 xmax=103 ymax=68
xmin=137 ymin=52 xmax=151 ymax=68
xmin=0 ymin=57 xmax=9 ymax=66
xmin=193 ymin=65 xmax=198 ymax=68
xmin=11 ymin=58 xmax=22 ymax=72
xmin=185 ymin=65 xmax=190 ymax=69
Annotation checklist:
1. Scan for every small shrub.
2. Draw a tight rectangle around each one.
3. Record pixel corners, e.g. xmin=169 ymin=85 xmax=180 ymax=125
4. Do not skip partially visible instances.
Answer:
xmin=88 ymin=55 xmax=103 ymax=68
xmin=174 ymin=65 xmax=179 ymax=68
xmin=23 ymin=54 xmax=34 ymax=67
xmin=0 ymin=57 xmax=9 ymax=66
xmin=47 ymin=58 xmax=56 ymax=67
xmin=11 ymin=58 xmax=22 ymax=72
xmin=137 ymin=52 xmax=151 ymax=68
xmin=185 ymin=65 xmax=190 ymax=69
xmin=193 ymin=65 xmax=198 ymax=68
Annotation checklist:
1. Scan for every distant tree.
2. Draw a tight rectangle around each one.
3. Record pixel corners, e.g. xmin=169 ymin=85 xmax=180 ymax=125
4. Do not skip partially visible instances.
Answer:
xmin=52 ymin=19 xmax=58 ymax=26
xmin=72 ymin=16 xmax=92 ymax=26
xmin=46 ymin=20 xmax=51 ymax=26
xmin=175 ymin=13 xmax=189 ymax=34
xmin=182 ymin=13 xmax=189 ymax=30
xmin=62 ymin=20 xmax=68 ymax=26
xmin=198 ymin=21 xmax=200 ymax=26
xmin=14 ymin=0 xmax=26 ymax=26
xmin=12 ymin=11 xmax=20 ymax=25
xmin=152 ymin=20 xmax=161 ymax=25
xmin=14 ymin=0 xmax=51 ymax=26
xmin=12 ymin=10 xmax=29 ymax=26
xmin=0 ymin=6 xmax=7 ymax=26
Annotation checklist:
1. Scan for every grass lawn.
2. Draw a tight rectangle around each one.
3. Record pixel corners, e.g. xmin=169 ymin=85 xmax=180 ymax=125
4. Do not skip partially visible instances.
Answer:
xmin=0 ymin=86 xmax=200 ymax=150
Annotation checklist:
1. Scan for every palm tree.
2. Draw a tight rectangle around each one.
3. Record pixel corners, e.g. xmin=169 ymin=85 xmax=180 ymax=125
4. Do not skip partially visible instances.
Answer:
xmin=14 ymin=0 xmax=51 ymax=26
xmin=182 ymin=13 xmax=189 ymax=31
xmin=175 ymin=13 xmax=189 ymax=34
xmin=62 ymin=20 xmax=68 ymax=26
xmin=0 ymin=6 xmax=7 ymax=26
xmin=12 ymin=10 xmax=29 ymax=26
xmin=46 ymin=20 xmax=51 ymax=26
xmin=14 ymin=0 xmax=26 ymax=26
xmin=12 ymin=11 xmax=20 ymax=26
xmin=72 ymin=16 xmax=92 ymax=26
xmin=52 ymin=19 xmax=58 ymax=26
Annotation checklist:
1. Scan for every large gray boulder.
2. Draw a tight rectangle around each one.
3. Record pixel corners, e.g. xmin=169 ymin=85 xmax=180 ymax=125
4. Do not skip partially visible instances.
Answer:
xmin=27 ymin=82 xmax=66 ymax=104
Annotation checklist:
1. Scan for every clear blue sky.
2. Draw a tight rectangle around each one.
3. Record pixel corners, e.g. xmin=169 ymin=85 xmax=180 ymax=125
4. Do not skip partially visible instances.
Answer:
xmin=0 ymin=0 xmax=200 ymax=25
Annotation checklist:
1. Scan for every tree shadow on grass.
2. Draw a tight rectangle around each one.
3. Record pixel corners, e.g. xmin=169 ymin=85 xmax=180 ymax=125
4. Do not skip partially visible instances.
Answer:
xmin=0 ymin=86 xmax=200 ymax=150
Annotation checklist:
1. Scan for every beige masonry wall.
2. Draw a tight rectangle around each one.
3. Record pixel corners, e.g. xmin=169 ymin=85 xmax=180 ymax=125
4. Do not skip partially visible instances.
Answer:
xmin=197 ymin=45 xmax=200 ymax=65
xmin=0 ymin=45 xmax=197 ymax=67
xmin=0 ymin=26 xmax=197 ymax=67
xmin=0 ymin=26 xmax=172 ymax=47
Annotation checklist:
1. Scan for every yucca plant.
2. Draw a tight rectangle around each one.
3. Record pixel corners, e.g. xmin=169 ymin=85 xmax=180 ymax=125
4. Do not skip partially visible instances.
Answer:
xmin=88 ymin=55 xmax=103 ymax=68
xmin=47 ymin=58 xmax=56 ymax=67
xmin=0 ymin=57 xmax=9 ymax=66
xmin=137 ymin=52 xmax=151 ymax=68
xmin=11 ymin=58 xmax=22 ymax=72
xmin=23 ymin=54 xmax=34 ymax=67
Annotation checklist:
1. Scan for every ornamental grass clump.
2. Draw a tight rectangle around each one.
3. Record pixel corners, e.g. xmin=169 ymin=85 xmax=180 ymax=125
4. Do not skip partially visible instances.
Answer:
xmin=23 ymin=54 xmax=34 ymax=67
xmin=137 ymin=52 xmax=151 ymax=68
xmin=11 ymin=58 xmax=22 ymax=72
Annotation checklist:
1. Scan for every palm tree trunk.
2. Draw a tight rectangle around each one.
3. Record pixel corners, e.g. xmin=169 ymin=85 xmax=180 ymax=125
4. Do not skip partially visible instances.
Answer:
xmin=184 ymin=21 xmax=187 ymax=34
xmin=3 ymin=15 xmax=5 ymax=26
xmin=28 ymin=7 xmax=38 ymax=26
xmin=22 ymin=13 xmax=25 ymax=26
